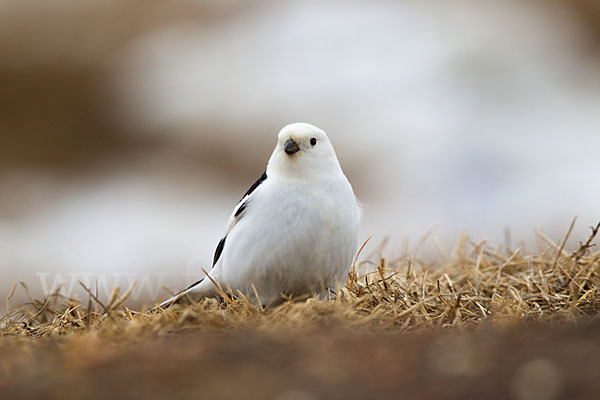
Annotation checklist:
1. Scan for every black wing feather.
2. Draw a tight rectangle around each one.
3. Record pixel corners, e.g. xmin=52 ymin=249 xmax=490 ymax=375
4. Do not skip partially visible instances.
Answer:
xmin=234 ymin=201 xmax=247 ymax=217
xmin=179 ymin=236 xmax=224 ymax=293
xmin=181 ymin=235 xmax=225 ymax=292
xmin=213 ymin=236 xmax=226 ymax=266
xmin=240 ymin=171 xmax=267 ymax=201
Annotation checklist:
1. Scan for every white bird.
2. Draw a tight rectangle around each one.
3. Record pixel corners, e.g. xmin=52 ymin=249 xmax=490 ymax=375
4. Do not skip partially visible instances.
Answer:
xmin=158 ymin=123 xmax=359 ymax=308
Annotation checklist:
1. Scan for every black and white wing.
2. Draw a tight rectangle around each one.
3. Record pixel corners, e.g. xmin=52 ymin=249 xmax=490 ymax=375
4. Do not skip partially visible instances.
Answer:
xmin=155 ymin=171 xmax=267 ymax=309
xmin=214 ymin=170 xmax=267 ymax=267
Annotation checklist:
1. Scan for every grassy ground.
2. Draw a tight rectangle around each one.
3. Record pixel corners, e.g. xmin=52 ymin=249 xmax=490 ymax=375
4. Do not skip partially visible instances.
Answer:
xmin=1 ymin=222 xmax=599 ymax=399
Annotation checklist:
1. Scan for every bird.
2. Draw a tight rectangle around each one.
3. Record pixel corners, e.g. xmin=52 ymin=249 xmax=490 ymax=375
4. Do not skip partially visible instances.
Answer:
xmin=157 ymin=122 xmax=360 ymax=308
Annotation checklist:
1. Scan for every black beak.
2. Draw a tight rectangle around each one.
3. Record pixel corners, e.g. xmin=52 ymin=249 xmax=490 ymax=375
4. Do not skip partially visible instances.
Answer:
xmin=284 ymin=139 xmax=300 ymax=155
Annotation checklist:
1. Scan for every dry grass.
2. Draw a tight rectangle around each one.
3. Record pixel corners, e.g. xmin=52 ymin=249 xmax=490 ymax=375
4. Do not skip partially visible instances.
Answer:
xmin=1 ymin=222 xmax=600 ymax=399
xmin=2 ymin=221 xmax=599 ymax=341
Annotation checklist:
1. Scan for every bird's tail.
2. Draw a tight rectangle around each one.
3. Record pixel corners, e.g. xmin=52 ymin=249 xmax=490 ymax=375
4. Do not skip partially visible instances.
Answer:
xmin=152 ymin=278 xmax=209 ymax=311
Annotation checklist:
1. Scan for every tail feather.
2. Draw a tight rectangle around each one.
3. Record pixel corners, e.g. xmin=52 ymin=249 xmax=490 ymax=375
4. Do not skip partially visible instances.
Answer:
xmin=152 ymin=278 xmax=206 ymax=311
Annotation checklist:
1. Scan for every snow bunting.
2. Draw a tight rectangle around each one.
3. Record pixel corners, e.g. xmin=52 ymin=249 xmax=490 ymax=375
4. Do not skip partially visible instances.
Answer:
xmin=159 ymin=123 xmax=359 ymax=308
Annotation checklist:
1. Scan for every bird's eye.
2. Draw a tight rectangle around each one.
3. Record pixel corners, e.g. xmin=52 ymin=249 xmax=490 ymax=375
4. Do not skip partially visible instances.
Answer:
xmin=310 ymin=138 xmax=317 ymax=146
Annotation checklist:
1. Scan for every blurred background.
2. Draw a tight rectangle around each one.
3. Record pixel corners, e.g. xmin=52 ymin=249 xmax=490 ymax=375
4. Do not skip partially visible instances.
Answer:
xmin=1 ymin=0 xmax=599 ymax=308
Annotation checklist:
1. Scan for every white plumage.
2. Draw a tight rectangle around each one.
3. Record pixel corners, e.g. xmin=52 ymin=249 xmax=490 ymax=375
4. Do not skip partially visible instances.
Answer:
xmin=159 ymin=123 xmax=359 ymax=308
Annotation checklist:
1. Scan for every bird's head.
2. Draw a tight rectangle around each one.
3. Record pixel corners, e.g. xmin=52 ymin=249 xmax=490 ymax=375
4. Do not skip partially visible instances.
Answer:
xmin=267 ymin=123 xmax=342 ymax=179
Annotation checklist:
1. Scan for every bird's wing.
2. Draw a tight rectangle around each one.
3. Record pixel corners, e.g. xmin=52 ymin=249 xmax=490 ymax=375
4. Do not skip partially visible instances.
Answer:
xmin=208 ymin=170 xmax=265 ymax=262
xmin=223 ymin=171 xmax=267 ymax=239
xmin=154 ymin=171 xmax=268 ymax=310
